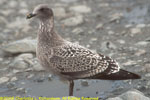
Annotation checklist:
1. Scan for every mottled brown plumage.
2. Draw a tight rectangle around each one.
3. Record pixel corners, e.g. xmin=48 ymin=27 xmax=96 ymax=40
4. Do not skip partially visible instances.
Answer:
xmin=27 ymin=4 xmax=141 ymax=96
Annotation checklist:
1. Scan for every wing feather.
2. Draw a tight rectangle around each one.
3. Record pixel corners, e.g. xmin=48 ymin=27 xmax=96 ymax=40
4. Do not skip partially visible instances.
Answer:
xmin=49 ymin=43 xmax=120 ymax=79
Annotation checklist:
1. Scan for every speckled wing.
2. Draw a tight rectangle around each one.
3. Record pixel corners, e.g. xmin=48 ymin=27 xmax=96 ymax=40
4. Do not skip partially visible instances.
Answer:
xmin=50 ymin=43 xmax=120 ymax=79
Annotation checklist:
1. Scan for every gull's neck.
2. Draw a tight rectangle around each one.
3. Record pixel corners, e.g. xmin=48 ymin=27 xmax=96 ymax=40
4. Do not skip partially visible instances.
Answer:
xmin=38 ymin=16 xmax=64 ymax=47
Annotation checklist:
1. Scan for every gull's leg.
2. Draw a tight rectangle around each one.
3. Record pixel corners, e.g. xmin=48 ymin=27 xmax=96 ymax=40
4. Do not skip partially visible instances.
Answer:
xmin=69 ymin=80 xmax=74 ymax=96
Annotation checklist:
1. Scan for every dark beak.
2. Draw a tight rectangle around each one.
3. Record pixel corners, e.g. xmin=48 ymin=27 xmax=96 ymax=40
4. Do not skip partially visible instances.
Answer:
xmin=26 ymin=13 xmax=36 ymax=19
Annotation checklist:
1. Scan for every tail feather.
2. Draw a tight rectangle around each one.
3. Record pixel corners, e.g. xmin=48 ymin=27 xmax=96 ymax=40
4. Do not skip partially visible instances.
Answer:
xmin=90 ymin=69 xmax=141 ymax=80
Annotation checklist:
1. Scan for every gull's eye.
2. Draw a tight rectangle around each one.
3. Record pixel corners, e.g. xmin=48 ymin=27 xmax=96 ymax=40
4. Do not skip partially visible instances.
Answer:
xmin=40 ymin=8 xmax=45 ymax=11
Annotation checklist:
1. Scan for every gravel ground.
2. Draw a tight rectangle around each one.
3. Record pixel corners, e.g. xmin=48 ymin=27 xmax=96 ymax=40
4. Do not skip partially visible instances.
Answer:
xmin=0 ymin=0 xmax=150 ymax=99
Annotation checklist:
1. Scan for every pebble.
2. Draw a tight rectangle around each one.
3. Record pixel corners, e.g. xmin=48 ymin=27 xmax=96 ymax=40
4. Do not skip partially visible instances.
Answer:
xmin=135 ymin=41 xmax=149 ymax=46
xmin=27 ymin=74 xmax=34 ymax=79
xmin=16 ymin=88 xmax=26 ymax=93
xmin=141 ymin=63 xmax=150 ymax=72
xmin=12 ymin=69 xmax=20 ymax=74
xmin=48 ymin=74 xmax=53 ymax=81
xmin=32 ymin=58 xmax=44 ymax=71
xmin=53 ymin=7 xmax=67 ymax=19
xmin=136 ymin=24 xmax=146 ymax=28
xmin=0 ymin=77 xmax=9 ymax=84
xmin=146 ymin=81 xmax=150 ymax=86
xmin=117 ymin=40 xmax=125 ymax=44
xmin=62 ymin=15 xmax=84 ymax=26
xmin=9 ymin=53 xmax=34 ymax=69
xmin=135 ymin=49 xmax=146 ymax=56
xmin=0 ymin=16 xmax=8 ymax=25
xmin=99 ymin=3 xmax=109 ymax=7
xmin=7 ymin=82 xmax=16 ymax=89
xmin=10 ymin=77 xmax=17 ymax=82
xmin=122 ymin=60 xmax=137 ymax=66
xmin=81 ymin=80 xmax=89 ymax=87
xmin=8 ymin=0 xmax=17 ymax=8
xmin=90 ymin=38 xmax=97 ymax=42
xmin=17 ymin=53 xmax=34 ymax=60
xmin=61 ymin=0 xmax=77 ymax=3
xmin=72 ymin=28 xmax=84 ymax=35
xmin=130 ymin=27 xmax=141 ymax=35
xmin=7 ymin=17 xmax=31 ymax=32
xmin=10 ymin=59 xmax=28 ymax=69
xmin=108 ymin=31 xmax=115 ymax=35
xmin=2 ymin=38 xmax=37 ymax=54
xmin=101 ymin=41 xmax=117 ymax=51
xmin=145 ymin=73 xmax=150 ymax=77
xmin=145 ymin=37 xmax=150 ymax=42
xmin=96 ymin=23 xmax=103 ymax=30
xmin=69 ymin=5 xmax=91 ymax=13
xmin=107 ymin=90 xmax=150 ymax=100
xmin=110 ymin=13 xmax=123 ymax=23
xmin=125 ymin=24 xmax=132 ymax=28
xmin=20 ymin=1 xmax=27 ymax=8
xmin=19 ymin=9 xmax=28 ymax=15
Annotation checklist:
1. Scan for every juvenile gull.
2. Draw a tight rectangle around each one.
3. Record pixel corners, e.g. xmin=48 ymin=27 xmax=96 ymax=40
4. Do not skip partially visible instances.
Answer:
xmin=26 ymin=4 xmax=141 ymax=96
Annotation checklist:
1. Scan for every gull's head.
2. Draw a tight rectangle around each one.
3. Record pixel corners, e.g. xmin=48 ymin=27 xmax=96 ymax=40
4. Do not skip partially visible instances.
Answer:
xmin=26 ymin=4 xmax=53 ymax=20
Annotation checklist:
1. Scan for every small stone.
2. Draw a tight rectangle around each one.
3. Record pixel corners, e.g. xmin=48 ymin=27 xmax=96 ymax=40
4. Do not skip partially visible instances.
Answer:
xmin=122 ymin=60 xmax=136 ymax=66
xmin=145 ymin=73 xmax=150 ymax=77
xmin=110 ymin=13 xmax=123 ymax=23
xmin=8 ymin=0 xmax=17 ymax=8
xmin=99 ymin=3 xmax=109 ymax=7
xmin=147 ymin=81 xmax=150 ymax=86
xmin=72 ymin=28 xmax=84 ymax=35
xmin=10 ymin=59 xmax=28 ymax=69
xmin=135 ymin=49 xmax=146 ymax=56
xmin=108 ymin=31 xmax=114 ymax=35
xmin=125 ymin=24 xmax=132 ymax=28
xmin=18 ymin=53 xmax=33 ymax=60
xmin=12 ymin=69 xmax=20 ymax=74
xmin=145 ymin=37 xmax=150 ymax=42
xmin=2 ymin=38 xmax=37 ymax=54
xmin=117 ymin=40 xmax=125 ymax=44
xmin=32 ymin=58 xmax=44 ymax=71
xmin=7 ymin=82 xmax=16 ymax=89
xmin=135 ymin=41 xmax=149 ymax=46
xmin=107 ymin=90 xmax=150 ymax=100
xmin=107 ymin=41 xmax=116 ymax=49
xmin=101 ymin=41 xmax=117 ymax=51
xmin=16 ymin=88 xmax=26 ymax=93
xmin=90 ymin=38 xmax=97 ymax=42
xmin=0 ymin=77 xmax=9 ymax=84
xmin=69 ymin=5 xmax=91 ymax=13
xmin=11 ymin=77 xmax=17 ymax=82
xmin=120 ymin=90 xmax=150 ymax=100
xmin=81 ymin=80 xmax=89 ymax=87
xmin=0 ymin=16 xmax=8 ymax=25
xmin=76 ymin=88 xmax=80 ymax=91
xmin=48 ymin=74 xmax=53 ymax=81
xmin=7 ymin=17 xmax=31 ymax=32
xmin=136 ymin=24 xmax=146 ymax=28
xmin=61 ymin=0 xmax=77 ymax=3
xmin=130 ymin=27 xmax=141 ymax=35
xmin=62 ymin=15 xmax=84 ymax=26
xmin=27 ymin=74 xmax=34 ymax=79
xmin=107 ymin=97 xmax=122 ymax=100
xmin=53 ymin=7 xmax=67 ymax=19
xmin=96 ymin=23 xmax=103 ymax=30
xmin=19 ymin=9 xmax=28 ymax=15
xmin=141 ymin=63 xmax=150 ymax=72
xmin=36 ymin=78 xmax=45 ymax=83
xmin=20 ymin=1 xmax=27 ymax=8
xmin=9 ymin=53 xmax=33 ymax=69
